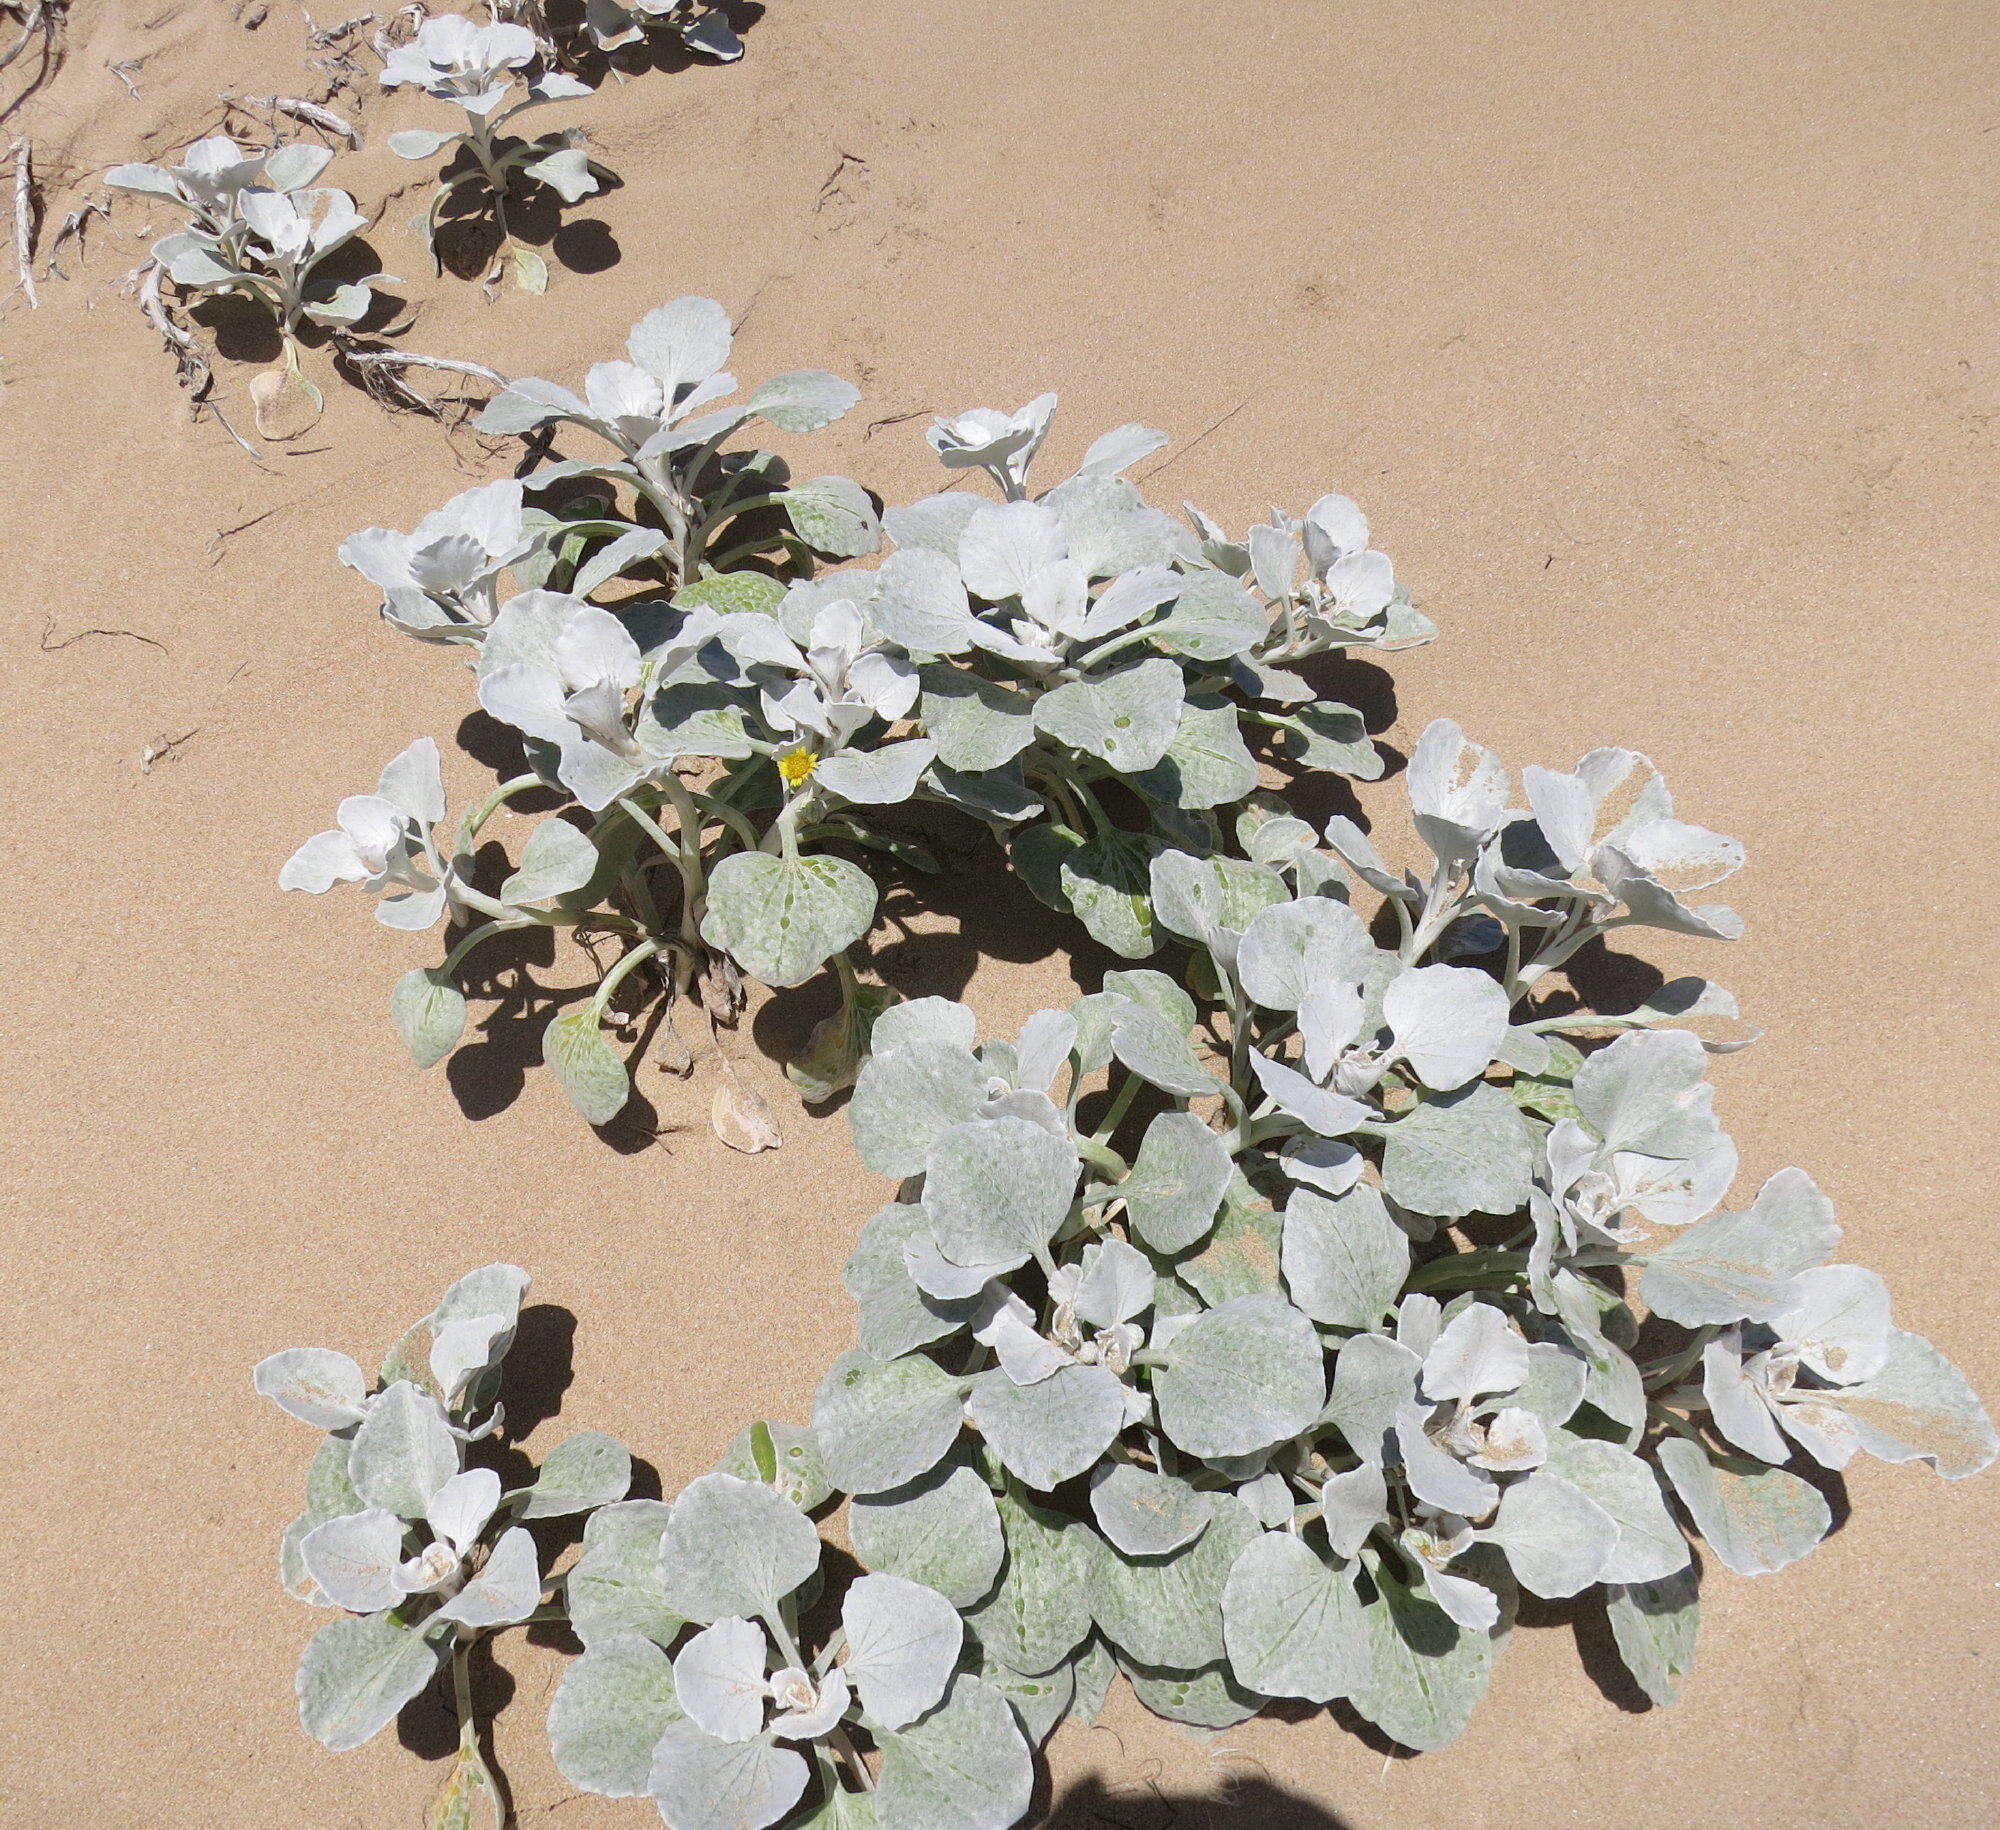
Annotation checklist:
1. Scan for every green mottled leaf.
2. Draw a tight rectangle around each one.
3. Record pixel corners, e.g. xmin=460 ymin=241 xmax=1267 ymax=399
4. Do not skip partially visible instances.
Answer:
xmin=701 ymin=851 xmax=877 ymax=989
xmin=296 ymin=1613 xmax=445 ymax=1753
xmin=785 ymin=475 xmax=882 ymax=557
xmin=1380 ymin=1083 xmax=1536 ymax=1220
xmin=542 ymin=1011 xmax=631 ymax=1125
xmin=390 ymin=968 xmax=466 ymax=1070
xmin=547 ymin=1632 xmax=684 ymax=1798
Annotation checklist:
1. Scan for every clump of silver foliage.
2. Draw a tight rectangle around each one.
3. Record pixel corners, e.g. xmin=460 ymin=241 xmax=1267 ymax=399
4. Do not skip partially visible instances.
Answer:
xmin=284 ymin=295 xmax=1428 ymax=1137
xmin=266 ymin=308 xmax=1991 ymax=1828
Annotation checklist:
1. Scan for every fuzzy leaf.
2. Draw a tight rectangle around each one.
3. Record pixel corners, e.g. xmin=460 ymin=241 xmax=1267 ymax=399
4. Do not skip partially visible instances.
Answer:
xmin=917 ymin=666 xmax=1036 ymax=768
xmin=874 ymin=1677 xmax=1034 ymax=1830
xmin=1108 ymin=1003 xmax=1223 ymax=1098
xmin=523 ymin=1431 xmax=632 ymax=1518
xmin=1237 ymin=897 xmax=1377 ymax=1012
xmin=674 ymin=571 xmax=786 ymax=618
xmin=1381 ymin=1083 xmax=1536 ymax=1220
xmin=1087 ymin=1464 xmax=1212 ymax=1559
xmin=1034 ymin=658 xmax=1185 ymax=773
xmin=1220 ymin=1530 xmax=1369 ymax=1703
xmin=1539 ymin=1433 xmax=1690 ymax=1583
xmin=1480 ymin=1471 xmax=1618 ymax=1598
xmin=747 ymin=369 xmax=860 ymax=433
xmin=1656 ymin=1437 xmax=1830 ymax=1576
xmin=849 ymin=1041 xmax=990 ymax=1179
xmin=1178 ymin=1184 xmax=1286 ymax=1305
xmin=1122 ymin=1658 xmax=1265 ymax=1729
xmin=1320 ymin=1331 xmax=1422 ymax=1465
xmin=657 ymin=1474 xmax=822 ymax=1622
xmin=390 ymin=969 xmax=467 ymax=1069
xmin=1153 ymin=1295 xmax=1326 ymax=1459
xmin=1281 ymin=1183 xmax=1409 ymax=1329
xmin=1604 ymin=1571 xmax=1699 ymax=1706
xmin=296 ymin=1613 xmax=445 ymax=1752
xmin=785 ymin=476 xmax=882 ymax=558
xmin=1122 ymin=1112 xmax=1232 ymax=1253
xmin=255 ymin=1348 xmax=371 ymax=1431
xmin=966 ymin=1362 xmax=1128 ymax=1491
xmin=547 ymin=1632 xmax=684 ymax=1797
xmin=1638 ymin=1168 xmax=1838 ymax=1326
xmin=851 ymin=1461 xmax=1005 ymax=1608
xmin=844 ymin=1204 xmax=985 ymax=1361
xmin=1148 ymin=570 xmax=1265 ymax=660
xmin=922 ymin=1116 xmax=1079 ymax=1269
xmin=1347 ymin=1566 xmax=1494 ymax=1752
xmin=501 ymin=818 xmax=598 ymax=904
xmin=647 ymin=1727 xmax=807 ymax=1830
xmin=966 ymin=1490 xmax=1092 ymax=1674
xmin=701 ymin=851 xmax=877 ymax=989
xmin=300 ymin=1508 xmax=404 ymax=1614
xmin=673 ymin=1617 xmax=770 ymax=1743
xmin=1086 ymin=1494 xmax=1259 ymax=1669
xmin=431 ymin=1526 xmax=540 ymax=1629
xmin=565 ymin=1500 xmax=683 ymax=1649
xmin=1135 ymin=699 xmax=1259 ymax=811
xmin=348 ymin=1382 xmax=458 ymax=1518
xmin=1383 ymin=965 xmax=1511 ymax=1092
xmin=843 ymin=1573 xmax=964 ymax=1729
xmin=542 ymin=1012 xmax=631 ymax=1126
xmin=1811 ymin=1326 xmax=1998 ymax=1478
xmin=814 ymin=1349 xmax=966 ymax=1495
xmin=714 ymin=1421 xmax=834 ymax=1511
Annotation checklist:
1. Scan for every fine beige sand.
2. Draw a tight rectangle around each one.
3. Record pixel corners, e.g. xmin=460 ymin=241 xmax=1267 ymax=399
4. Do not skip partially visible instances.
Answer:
xmin=2 ymin=2 xmax=1995 ymax=1824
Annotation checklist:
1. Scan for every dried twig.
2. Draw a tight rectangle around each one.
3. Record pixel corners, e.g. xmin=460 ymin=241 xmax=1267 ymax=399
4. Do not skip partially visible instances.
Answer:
xmin=370 ymin=4 xmax=425 ymax=65
xmin=139 ymin=727 xmax=201 ymax=773
xmin=299 ymin=11 xmax=376 ymax=105
xmin=40 ymin=617 xmax=167 ymax=653
xmin=137 ymin=259 xmax=272 ymax=469
xmin=0 ymin=1 xmax=64 ymax=130
xmin=42 ymin=192 xmax=105 ymax=277
xmin=237 ymin=93 xmax=360 ymax=147
xmin=9 ymin=134 xmax=33 ymax=306
xmin=105 ymin=57 xmax=141 ymax=98
xmin=336 ymin=344 xmax=506 ymax=419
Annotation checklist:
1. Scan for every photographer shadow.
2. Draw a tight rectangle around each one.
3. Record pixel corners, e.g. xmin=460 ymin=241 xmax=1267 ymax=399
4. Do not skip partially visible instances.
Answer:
xmin=1046 ymin=1774 xmax=1354 ymax=1828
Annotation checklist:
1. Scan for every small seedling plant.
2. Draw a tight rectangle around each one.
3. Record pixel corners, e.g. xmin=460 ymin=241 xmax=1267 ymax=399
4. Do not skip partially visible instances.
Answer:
xmin=285 ymin=297 xmax=1432 ymax=1139
xmin=255 ymin=1266 xmax=637 ymax=1822
xmin=107 ymin=136 xmax=393 ymax=426
xmin=379 ymin=14 xmax=603 ymax=292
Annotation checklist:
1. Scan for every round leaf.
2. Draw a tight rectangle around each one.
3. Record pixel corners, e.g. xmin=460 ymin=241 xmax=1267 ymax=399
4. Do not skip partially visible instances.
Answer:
xmin=701 ymin=851 xmax=877 ymax=989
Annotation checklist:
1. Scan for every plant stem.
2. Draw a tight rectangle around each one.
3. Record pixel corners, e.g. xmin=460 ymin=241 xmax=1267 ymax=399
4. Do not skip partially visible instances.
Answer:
xmin=1403 ymin=1248 xmax=1529 ymax=1294
xmin=440 ymin=917 xmax=528 ymax=976
xmin=457 ymin=772 xmax=544 ymax=853
xmin=588 ymin=938 xmax=662 ymax=1022
xmin=621 ymin=790 xmax=704 ymax=944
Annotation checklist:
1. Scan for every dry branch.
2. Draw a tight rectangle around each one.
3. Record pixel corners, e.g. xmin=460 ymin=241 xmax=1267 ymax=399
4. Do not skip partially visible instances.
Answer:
xmin=237 ymin=93 xmax=360 ymax=146
xmin=336 ymin=344 xmax=507 ymax=419
xmin=9 ymin=133 xmax=33 ymax=305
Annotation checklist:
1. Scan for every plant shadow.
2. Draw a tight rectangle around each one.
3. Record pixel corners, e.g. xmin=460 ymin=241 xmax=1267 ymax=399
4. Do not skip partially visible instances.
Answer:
xmin=1044 ymin=1773 xmax=1356 ymax=1828
xmin=751 ymin=819 xmax=1119 ymax=1110
xmin=186 ymin=237 xmax=404 ymax=364
xmin=547 ymin=0 xmax=769 ymax=81
xmin=430 ymin=145 xmax=625 ymax=283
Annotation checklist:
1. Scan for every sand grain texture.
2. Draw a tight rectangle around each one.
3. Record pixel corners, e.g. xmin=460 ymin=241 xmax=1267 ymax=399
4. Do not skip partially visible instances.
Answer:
xmin=0 ymin=2 xmax=1994 ymax=1825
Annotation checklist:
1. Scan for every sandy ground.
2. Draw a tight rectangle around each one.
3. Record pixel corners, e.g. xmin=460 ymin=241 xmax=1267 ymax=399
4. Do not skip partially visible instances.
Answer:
xmin=1 ymin=1 xmax=1996 ymax=1824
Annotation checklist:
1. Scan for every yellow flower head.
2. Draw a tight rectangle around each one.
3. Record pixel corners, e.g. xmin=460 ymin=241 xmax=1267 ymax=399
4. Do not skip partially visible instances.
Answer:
xmin=777 ymin=747 xmax=819 ymax=788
